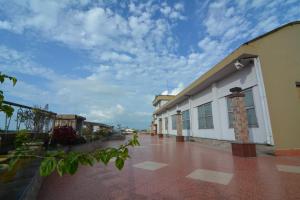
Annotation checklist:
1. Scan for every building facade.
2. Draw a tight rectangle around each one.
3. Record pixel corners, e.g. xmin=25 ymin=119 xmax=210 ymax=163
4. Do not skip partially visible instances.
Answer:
xmin=152 ymin=21 xmax=300 ymax=156
xmin=55 ymin=114 xmax=86 ymax=134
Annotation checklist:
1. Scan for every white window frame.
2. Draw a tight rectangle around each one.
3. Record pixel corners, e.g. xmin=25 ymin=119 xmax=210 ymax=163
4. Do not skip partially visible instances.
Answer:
xmin=182 ymin=110 xmax=190 ymax=130
xmin=171 ymin=115 xmax=177 ymax=130
xmin=227 ymin=87 xmax=258 ymax=128
xmin=197 ymin=102 xmax=214 ymax=129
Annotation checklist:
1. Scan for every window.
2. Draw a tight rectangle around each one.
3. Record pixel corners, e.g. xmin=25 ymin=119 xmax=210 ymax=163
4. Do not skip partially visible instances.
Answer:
xmin=171 ymin=115 xmax=177 ymax=130
xmin=227 ymin=88 xmax=258 ymax=128
xmin=182 ymin=110 xmax=190 ymax=130
xmin=197 ymin=102 xmax=214 ymax=129
xmin=164 ymin=117 xmax=168 ymax=130
xmin=159 ymin=118 xmax=162 ymax=131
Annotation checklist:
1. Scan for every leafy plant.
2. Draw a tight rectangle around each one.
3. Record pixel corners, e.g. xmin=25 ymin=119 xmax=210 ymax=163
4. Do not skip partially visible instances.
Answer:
xmin=32 ymin=107 xmax=50 ymax=133
xmin=0 ymin=72 xmax=17 ymax=117
xmin=51 ymin=126 xmax=77 ymax=145
xmin=0 ymin=73 xmax=140 ymax=176
xmin=10 ymin=131 xmax=139 ymax=176
xmin=15 ymin=129 xmax=30 ymax=148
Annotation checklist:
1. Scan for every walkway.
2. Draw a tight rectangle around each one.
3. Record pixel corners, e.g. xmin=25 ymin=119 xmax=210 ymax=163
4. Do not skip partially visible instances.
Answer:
xmin=38 ymin=135 xmax=300 ymax=200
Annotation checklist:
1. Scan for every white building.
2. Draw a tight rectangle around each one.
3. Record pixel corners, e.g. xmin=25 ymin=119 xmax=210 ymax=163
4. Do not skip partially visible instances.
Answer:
xmin=152 ymin=22 xmax=300 ymax=156
xmin=153 ymin=59 xmax=271 ymax=144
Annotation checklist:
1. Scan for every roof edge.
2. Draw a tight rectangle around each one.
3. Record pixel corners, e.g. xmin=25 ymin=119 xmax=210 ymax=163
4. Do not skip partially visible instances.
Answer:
xmin=153 ymin=20 xmax=300 ymax=115
xmin=243 ymin=21 xmax=300 ymax=45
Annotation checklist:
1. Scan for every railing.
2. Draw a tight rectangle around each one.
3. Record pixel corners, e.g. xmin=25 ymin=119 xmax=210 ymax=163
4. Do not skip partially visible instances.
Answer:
xmin=1 ymin=100 xmax=57 ymax=134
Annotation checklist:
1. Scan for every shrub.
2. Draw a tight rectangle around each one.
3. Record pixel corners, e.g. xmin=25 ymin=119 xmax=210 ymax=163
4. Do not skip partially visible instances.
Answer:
xmin=75 ymin=136 xmax=86 ymax=145
xmin=51 ymin=126 xmax=77 ymax=145
xmin=51 ymin=126 xmax=87 ymax=146
xmin=15 ymin=130 xmax=30 ymax=148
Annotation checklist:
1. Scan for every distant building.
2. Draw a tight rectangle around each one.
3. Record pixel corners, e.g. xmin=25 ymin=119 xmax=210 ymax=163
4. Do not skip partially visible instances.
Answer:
xmin=152 ymin=95 xmax=175 ymax=135
xmin=122 ymin=128 xmax=135 ymax=135
xmin=152 ymin=21 xmax=300 ymax=156
xmin=55 ymin=114 xmax=86 ymax=134
xmin=152 ymin=95 xmax=175 ymax=111
xmin=83 ymin=121 xmax=113 ymax=133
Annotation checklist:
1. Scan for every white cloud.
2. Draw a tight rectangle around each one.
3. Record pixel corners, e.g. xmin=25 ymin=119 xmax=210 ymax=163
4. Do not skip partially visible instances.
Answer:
xmin=161 ymin=82 xmax=184 ymax=95
xmin=99 ymin=52 xmax=132 ymax=62
xmin=0 ymin=20 xmax=15 ymax=32
xmin=203 ymin=1 xmax=249 ymax=37
xmin=134 ymin=111 xmax=152 ymax=117
xmin=160 ymin=2 xmax=186 ymax=20
xmin=160 ymin=6 xmax=171 ymax=15
xmin=0 ymin=45 xmax=56 ymax=80
xmin=174 ymin=3 xmax=184 ymax=11
xmin=1 ymin=0 xmax=300 ymax=128
xmin=81 ymin=104 xmax=125 ymax=122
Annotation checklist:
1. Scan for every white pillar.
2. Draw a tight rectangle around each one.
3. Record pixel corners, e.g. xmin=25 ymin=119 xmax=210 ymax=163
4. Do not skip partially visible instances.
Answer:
xmin=254 ymin=57 xmax=274 ymax=145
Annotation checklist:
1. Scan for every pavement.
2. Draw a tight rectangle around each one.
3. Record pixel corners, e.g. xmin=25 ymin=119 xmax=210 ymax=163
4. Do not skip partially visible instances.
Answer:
xmin=38 ymin=134 xmax=300 ymax=200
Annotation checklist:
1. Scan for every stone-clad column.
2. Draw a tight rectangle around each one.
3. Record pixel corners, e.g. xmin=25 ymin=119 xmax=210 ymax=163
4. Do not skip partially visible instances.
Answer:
xmin=229 ymin=87 xmax=249 ymax=143
xmin=158 ymin=119 xmax=163 ymax=138
xmin=151 ymin=122 xmax=156 ymax=136
xmin=229 ymin=87 xmax=256 ymax=157
xmin=176 ymin=110 xmax=184 ymax=142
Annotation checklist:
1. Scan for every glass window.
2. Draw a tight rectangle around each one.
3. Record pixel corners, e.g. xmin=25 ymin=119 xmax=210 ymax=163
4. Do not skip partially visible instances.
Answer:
xmin=182 ymin=110 xmax=190 ymax=130
xmin=164 ymin=117 xmax=168 ymax=130
xmin=227 ymin=88 xmax=258 ymax=128
xmin=171 ymin=115 xmax=177 ymax=130
xmin=197 ymin=102 xmax=214 ymax=129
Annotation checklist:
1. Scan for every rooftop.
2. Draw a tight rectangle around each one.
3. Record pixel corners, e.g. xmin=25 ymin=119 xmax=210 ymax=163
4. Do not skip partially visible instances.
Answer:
xmin=56 ymin=114 xmax=86 ymax=120
xmin=152 ymin=95 xmax=175 ymax=106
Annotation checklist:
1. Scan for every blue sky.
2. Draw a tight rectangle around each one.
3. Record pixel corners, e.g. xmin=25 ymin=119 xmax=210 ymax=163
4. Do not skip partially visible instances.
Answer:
xmin=0 ymin=0 xmax=299 ymax=129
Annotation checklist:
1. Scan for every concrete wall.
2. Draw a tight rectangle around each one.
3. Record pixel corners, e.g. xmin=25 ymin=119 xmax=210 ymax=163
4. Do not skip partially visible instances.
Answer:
xmin=155 ymin=100 xmax=170 ymax=110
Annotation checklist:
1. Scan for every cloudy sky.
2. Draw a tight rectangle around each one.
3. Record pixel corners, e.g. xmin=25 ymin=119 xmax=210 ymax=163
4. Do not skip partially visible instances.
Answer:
xmin=0 ymin=0 xmax=299 ymax=129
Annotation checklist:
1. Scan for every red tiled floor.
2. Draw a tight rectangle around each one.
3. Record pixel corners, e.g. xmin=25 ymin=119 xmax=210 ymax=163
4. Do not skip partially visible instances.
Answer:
xmin=38 ymin=135 xmax=300 ymax=200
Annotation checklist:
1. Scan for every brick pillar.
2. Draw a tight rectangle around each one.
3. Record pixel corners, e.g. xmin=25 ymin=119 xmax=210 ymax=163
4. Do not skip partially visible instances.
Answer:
xmin=176 ymin=110 xmax=184 ymax=142
xmin=229 ymin=87 xmax=249 ymax=143
xmin=159 ymin=119 xmax=162 ymax=134
xmin=158 ymin=119 xmax=163 ymax=138
xmin=151 ymin=122 xmax=156 ymax=136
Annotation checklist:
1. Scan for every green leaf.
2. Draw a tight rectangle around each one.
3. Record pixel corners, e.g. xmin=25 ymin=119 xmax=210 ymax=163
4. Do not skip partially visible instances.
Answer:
xmin=1 ymin=105 xmax=14 ymax=117
xmin=67 ymin=161 xmax=78 ymax=175
xmin=8 ymin=157 xmax=19 ymax=171
xmin=115 ymin=157 xmax=124 ymax=170
xmin=78 ymin=154 xmax=95 ymax=166
xmin=85 ymin=154 xmax=95 ymax=166
xmin=56 ymin=159 xmax=66 ymax=176
xmin=64 ymin=153 xmax=79 ymax=175
xmin=40 ymin=157 xmax=57 ymax=176
xmin=11 ymin=77 xmax=17 ymax=86
xmin=121 ymin=148 xmax=129 ymax=159
xmin=99 ymin=151 xmax=111 ymax=165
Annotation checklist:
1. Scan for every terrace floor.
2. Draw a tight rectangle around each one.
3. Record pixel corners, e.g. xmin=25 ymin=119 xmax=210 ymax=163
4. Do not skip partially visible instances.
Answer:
xmin=38 ymin=135 xmax=300 ymax=200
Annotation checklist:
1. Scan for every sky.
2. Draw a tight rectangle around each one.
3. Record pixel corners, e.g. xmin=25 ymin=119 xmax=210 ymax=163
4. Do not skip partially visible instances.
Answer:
xmin=0 ymin=0 xmax=299 ymax=129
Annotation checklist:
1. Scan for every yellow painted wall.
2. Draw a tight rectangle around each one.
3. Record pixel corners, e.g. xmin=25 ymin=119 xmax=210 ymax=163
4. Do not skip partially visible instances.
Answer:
xmin=243 ymin=24 xmax=300 ymax=150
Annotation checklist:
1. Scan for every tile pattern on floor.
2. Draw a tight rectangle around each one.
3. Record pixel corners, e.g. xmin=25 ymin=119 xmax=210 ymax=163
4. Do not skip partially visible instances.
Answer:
xmin=186 ymin=169 xmax=233 ymax=185
xmin=277 ymin=164 xmax=300 ymax=174
xmin=149 ymin=143 xmax=161 ymax=146
xmin=133 ymin=161 xmax=168 ymax=171
xmin=38 ymin=135 xmax=300 ymax=200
